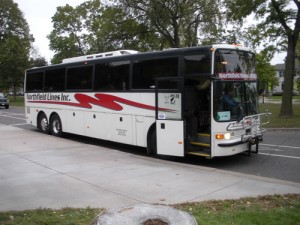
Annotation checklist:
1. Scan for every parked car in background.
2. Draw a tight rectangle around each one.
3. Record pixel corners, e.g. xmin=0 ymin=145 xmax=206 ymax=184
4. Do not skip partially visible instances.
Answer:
xmin=0 ymin=93 xmax=9 ymax=109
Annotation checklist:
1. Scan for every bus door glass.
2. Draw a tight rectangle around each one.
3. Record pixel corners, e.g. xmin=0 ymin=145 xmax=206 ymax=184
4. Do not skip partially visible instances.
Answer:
xmin=155 ymin=78 xmax=184 ymax=156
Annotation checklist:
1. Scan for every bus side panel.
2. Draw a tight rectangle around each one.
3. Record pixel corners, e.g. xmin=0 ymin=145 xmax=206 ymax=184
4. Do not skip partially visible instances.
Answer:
xmin=135 ymin=115 xmax=144 ymax=147
xmin=25 ymin=92 xmax=157 ymax=148
xmin=135 ymin=116 xmax=155 ymax=147
xmin=85 ymin=112 xmax=107 ymax=140
xmin=65 ymin=110 xmax=85 ymax=136
xmin=111 ymin=114 xmax=133 ymax=145
xmin=25 ymin=106 xmax=37 ymax=127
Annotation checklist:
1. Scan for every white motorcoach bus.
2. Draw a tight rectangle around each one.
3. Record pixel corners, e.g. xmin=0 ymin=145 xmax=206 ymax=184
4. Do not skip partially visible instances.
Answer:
xmin=25 ymin=44 xmax=270 ymax=158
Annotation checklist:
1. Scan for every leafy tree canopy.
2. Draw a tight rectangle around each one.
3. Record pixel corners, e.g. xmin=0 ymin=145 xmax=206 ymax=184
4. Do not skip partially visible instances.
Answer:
xmin=48 ymin=0 xmax=159 ymax=64
xmin=117 ymin=0 xmax=223 ymax=48
xmin=0 ymin=0 xmax=33 ymax=92
xmin=256 ymin=49 xmax=278 ymax=94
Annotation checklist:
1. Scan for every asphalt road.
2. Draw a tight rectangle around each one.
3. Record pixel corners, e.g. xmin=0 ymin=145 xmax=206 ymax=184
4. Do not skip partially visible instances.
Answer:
xmin=1 ymin=107 xmax=300 ymax=183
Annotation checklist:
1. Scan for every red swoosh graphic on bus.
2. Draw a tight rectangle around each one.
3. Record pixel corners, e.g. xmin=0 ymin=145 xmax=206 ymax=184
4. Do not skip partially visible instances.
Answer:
xmin=28 ymin=93 xmax=175 ymax=112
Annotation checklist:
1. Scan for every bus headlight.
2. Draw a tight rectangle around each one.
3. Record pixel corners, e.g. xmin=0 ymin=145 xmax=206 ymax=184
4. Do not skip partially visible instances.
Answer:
xmin=215 ymin=133 xmax=231 ymax=140
xmin=224 ymin=133 xmax=231 ymax=140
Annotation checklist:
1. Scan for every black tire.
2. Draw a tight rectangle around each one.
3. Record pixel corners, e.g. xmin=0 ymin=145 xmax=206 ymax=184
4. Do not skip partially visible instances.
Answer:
xmin=5 ymin=105 xmax=9 ymax=109
xmin=37 ymin=113 xmax=50 ymax=134
xmin=50 ymin=114 xmax=63 ymax=137
xmin=149 ymin=129 xmax=157 ymax=156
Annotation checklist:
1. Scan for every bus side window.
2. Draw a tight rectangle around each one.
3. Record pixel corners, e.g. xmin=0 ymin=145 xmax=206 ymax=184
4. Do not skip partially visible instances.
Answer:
xmin=44 ymin=68 xmax=65 ymax=91
xmin=132 ymin=58 xmax=178 ymax=89
xmin=184 ymin=53 xmax=211 ymax=75
xmin=26 ymin=71 xmax=44 ymax=92
xmin=67 ymin=66 xmax=93 ymax=90
xmin=94 ymin=61 xmax=129 ymax=91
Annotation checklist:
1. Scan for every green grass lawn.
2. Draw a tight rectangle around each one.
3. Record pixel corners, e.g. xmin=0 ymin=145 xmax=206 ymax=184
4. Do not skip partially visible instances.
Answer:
xmin=0 ymin=194 xmax=299 ymax=225
xmin=260 ymin=103 xmax=300 ymax=128
xmin=266 ymin=95 xmax=300 ymax=101
xmin=8 ymin=96 xmax=25 ymax=107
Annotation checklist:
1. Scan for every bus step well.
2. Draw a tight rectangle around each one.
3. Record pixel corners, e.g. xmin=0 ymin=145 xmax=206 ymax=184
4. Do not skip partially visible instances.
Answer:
xmin=192 ymin=133 xmax=211 ymax=147
xmin=187 ymin=133 xmax=211 ymax=157
xmin=186 ymin=151 xmax=210 ymax=157
xmin=190 ymin=141 xmax=210 ymax=148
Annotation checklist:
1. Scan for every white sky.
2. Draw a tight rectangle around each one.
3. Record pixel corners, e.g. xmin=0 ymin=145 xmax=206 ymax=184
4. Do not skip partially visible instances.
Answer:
xmin=14 ymin=0 xmax=286 ymax=65
xmin=14 ymin=0 xmax=86 ymax=63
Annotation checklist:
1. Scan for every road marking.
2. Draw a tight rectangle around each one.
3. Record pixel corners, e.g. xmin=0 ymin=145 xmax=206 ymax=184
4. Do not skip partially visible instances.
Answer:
xmin=0 ymin=112 xmax=24 ymax=116
xmin=8 ymin=123 xmax=28 ymax=126
xmin=0 ymin=115 xmax=25 ymax=120
xmin=258 ymin=152 xmax=300 ymax=160
xmin=260 ymin=148 xmax=283 ymax=152
xmin=261 ymin=143 xmax=300 ymax=150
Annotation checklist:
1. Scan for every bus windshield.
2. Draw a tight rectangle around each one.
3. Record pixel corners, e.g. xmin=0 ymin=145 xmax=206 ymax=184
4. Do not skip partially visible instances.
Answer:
xmin=215 ymin=49 xmax=255 ymax=74
xmin=213 ymin=49 xmax=258 ymax=122
xmin=213 ymin=81 xmax=258 ymax=122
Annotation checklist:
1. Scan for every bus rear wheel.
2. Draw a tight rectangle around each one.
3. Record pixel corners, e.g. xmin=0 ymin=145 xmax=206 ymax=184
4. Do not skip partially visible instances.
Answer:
xmin=50 ymin=114 xmax=63 ymax=137
xmin=38 ymin=113 xmax=50 ymax=134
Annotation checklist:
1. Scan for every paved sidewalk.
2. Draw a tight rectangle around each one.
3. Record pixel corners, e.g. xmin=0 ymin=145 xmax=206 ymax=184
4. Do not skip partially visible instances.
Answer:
xmin=0 ymin=124 xmax=299 ymax=211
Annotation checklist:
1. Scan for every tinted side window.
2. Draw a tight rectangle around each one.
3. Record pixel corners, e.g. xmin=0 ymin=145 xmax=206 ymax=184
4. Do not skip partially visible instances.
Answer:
xmin=45 ymin=68 xmax=65 ymax=91
xmin=132 ymin=57 xmax=178 ymax=89
xmin=94 ymin=61 xmax=129 ymax=91
xmin=26 ymin=71 xmax=44 ymax=92
xmin=184 ymin=53 xmax=211 ymax=76
xmin=67 ymin=66 xmax=93 ymax=90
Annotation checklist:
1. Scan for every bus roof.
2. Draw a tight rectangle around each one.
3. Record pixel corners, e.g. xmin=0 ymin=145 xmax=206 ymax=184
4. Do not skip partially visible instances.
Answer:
xmin=26 ymin=44 xmax=253 ymax=72
xmin=62 ymin=50 xmax=139 ymax=64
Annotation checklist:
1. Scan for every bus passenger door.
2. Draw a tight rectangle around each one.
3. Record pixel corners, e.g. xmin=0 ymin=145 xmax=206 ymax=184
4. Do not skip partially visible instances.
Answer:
xmin=155 ymin=78 xmax=184 ymax=157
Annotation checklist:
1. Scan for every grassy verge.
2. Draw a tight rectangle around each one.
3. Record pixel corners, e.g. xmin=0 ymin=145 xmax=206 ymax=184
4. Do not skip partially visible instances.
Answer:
xmin=260 ymin=103 xmax=300 ymax=128
xmin=177 ymin=194 xmax=300 ymax=225
xmin=0 ymin=207 xmax=102 ymax=225
xmin=0 ymin=194 xmax=299 ymax=225
xmin=266 ymin=96 xmax=300 ymax=101
xmin=8 ymin=96 xmax=24 ymax=107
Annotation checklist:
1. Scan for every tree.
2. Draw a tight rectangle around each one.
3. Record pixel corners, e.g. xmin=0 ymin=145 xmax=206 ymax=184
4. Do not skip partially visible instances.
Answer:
xmin=296 ymin=39 xmax=300 ymax=92
xmin=84 ymin=3 xmax=159 ymax=53
xmin=118 ymin=0 xmax=223 ymax=48
xmin=0 ymin=0 xmax=33 ymax=96
xmin=29 ymin=46 xmax=48 ymax=68
xmin=223 ymin=0 xmax=300 ymax=118
xmin=256 ymin=49 xmax=278 ymax=99
xmin=48 ymin=0 xmax=157 ymax=64
xmin=48 ymin=3 xmax=88 ymax=64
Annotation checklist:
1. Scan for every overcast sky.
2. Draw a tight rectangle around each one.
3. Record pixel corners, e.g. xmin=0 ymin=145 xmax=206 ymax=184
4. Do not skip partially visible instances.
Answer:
xmin=14 ymin=0 xmax=286 ymax=65
xmin=14 ymin=0 xmax=86 ymax=62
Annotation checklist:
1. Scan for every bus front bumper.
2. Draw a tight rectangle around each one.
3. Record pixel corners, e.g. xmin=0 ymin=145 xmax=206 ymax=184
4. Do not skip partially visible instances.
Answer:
xmin=218 ymin=135 xmax=263 ymax=147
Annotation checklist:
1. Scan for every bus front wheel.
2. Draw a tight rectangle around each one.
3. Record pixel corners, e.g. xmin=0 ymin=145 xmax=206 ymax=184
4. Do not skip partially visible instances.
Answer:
xmin=50 ymin=114 xmax=63 ymax=137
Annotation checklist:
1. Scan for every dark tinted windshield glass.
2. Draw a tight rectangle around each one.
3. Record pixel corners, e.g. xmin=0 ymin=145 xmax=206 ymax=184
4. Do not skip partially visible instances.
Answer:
xmin=215 ymin=49 xmax=255 ymax=74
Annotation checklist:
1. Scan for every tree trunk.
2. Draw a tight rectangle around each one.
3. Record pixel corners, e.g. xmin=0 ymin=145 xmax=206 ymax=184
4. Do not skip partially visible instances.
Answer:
xmin=279 ymin=36 xmax=296 ymax=118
